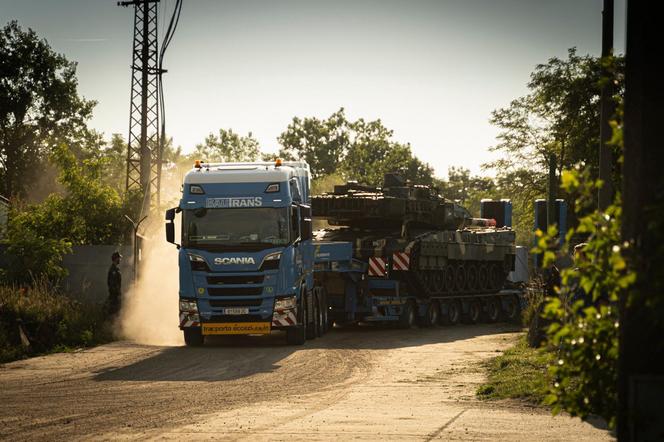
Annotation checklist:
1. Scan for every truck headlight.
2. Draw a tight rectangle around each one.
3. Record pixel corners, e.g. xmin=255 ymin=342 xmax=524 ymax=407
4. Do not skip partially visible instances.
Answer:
xmin=274 ymin=296 xmax=296 ymax=311
xmin=260 ymin=252 xmax=281 ymax=271
xmin=179 ymin=299 xmax=198 ymax=313
xmin=187 ymin=253 xmax=210 ymax=271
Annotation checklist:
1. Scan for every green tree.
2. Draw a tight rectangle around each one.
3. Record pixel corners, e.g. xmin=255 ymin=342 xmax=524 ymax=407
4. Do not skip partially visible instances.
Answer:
xmin=279 ymin=108 xmax=434 ymax=186
xmin=277 ymin=108 xmax=349 ymax=179
xmin=1 ymin=144 xmax=135 ymax=284
xmin=0 ymin=21 xmax=96 ymax=198
xmin=486 ymin=48 xmax=624 ymax=244
xmin=193 ymin=128 xmax=260 ymax=163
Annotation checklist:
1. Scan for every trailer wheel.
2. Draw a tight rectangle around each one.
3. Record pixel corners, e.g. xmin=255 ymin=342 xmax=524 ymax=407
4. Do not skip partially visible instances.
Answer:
xmin=462 ymin=299 xmax=481 ymax=324
xmin=502 ymin=294 xmax=521 ymax=323
xmin=484 ymin=297 xmax=501 ymax=323
xmin=399 ymin=301 xmax=416 ymax=329
xmin=420 ymin=301 xmax=439 ymax=327
xmin=319 ymin=287 xmax=329 ymax=334
xmin=183 ymin=328 xmax=204 ymax=347
xmin=315 ymin=290 xmax=325 ymax=337
xmin=441 ymin=300 xmax=461 ymax=325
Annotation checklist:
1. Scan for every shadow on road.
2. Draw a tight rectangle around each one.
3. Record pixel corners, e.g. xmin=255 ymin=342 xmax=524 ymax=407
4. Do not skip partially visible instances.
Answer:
xmin=94 ymin=323 xmax=520 ymax=383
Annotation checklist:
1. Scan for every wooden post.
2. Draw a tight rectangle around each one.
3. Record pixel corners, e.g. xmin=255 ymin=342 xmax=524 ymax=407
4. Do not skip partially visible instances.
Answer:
xmin=618 ymin=1 xmax=664 ymax=439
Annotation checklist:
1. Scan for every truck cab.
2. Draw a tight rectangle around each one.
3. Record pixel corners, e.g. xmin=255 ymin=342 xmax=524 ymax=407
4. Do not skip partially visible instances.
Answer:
xmin=166 ymin=160 xmax=321 ymax=345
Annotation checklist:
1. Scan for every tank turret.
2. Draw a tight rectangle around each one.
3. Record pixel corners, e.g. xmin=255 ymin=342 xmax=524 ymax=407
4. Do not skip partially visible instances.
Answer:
xmin=313 ymin=174 xmax=516 ymax=298
xmin=312 ymin=173 xmax=496 ymax=234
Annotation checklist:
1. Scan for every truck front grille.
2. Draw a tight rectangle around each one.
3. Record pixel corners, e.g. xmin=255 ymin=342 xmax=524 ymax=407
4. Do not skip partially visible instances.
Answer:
xmin=208 ymin=287 xmax=263 ymax=296
xmin=209 ymin=299 xmax=263 ymax=308
xmin=207 ymin=275 xmax=264 ymax=285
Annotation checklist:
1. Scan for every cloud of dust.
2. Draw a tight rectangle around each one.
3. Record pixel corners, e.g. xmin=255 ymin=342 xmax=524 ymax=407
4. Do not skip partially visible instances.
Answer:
xmin=116 ymin=223 xmax=184 ymax=346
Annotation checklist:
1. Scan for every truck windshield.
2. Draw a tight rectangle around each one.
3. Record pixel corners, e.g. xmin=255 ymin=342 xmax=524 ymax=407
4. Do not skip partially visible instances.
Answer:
xmin=183 ymin=207 xmax=290 ymax=248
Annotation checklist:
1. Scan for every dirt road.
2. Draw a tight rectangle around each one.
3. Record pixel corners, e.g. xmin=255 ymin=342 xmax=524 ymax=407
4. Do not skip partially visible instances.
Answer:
xmin=0 ymin=324 xmax=612 ymax=441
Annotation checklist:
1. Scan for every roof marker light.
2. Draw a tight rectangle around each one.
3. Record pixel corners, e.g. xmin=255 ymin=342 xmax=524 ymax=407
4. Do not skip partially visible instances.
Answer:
xmin=194 ymin=160 xmax=202 ymax=169
xmin=189 ymin=185 xmax=205 ymax=195
xmin=265 ymin=183 xmax=280 ymax=193
xmin=275 ymin=158 xmax=283 ymax=167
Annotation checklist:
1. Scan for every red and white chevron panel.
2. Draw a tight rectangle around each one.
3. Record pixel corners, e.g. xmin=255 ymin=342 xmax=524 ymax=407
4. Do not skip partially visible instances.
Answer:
xmin=368 ymin=257 xmax=387 ymax=277
xmin=272 ymin=309 xmax=297 ymax=327
xmin=392 ymin=252 xmax=410 ymax=271
xmin=179 ymin=312 xmax=199 ymax=328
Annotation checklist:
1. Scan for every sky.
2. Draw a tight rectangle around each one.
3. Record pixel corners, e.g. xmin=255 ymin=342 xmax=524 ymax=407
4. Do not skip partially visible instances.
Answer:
xmin=2 ymin=0 xmax=626 ymax=178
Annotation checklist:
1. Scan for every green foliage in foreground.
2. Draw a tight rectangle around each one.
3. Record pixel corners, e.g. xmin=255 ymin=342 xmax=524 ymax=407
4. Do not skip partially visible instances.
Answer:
xmin=534 ymin=166 xmax=634 ymax=429
xmin=477 ymin=337 xmax=552 ymax=403
xmin=0 ymin=283 xmax=112 ymax=363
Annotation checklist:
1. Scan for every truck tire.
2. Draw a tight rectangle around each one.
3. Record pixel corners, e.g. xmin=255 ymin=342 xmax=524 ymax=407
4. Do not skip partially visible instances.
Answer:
xmin=462 ymin=299 xmax=481 ymax=324
xmin=183 ymin=328 xmax=204 ymax=347
xmin=320 ymin=288 xmax=330 ymax=334
xmin=440 ymin=300 xmax=461 ymax=325
xmin=287 ymin=295 xmax=307 ymax=345
xmin=307 ymin=291 xmax=318 ymax=340
xmin=398 ymin=301 xmax=416 ymax=329
xmin=313 ymin=291 xmax=321 ymax=337
xmin=484 ymin=297 xmax=501 ymax=323
xmin=419 ymin=301 xmax=439 ymax=327
xmin=286 ymin=325 xmax=306 ymax=345
xmin=501 ymin=294 xmax=521 ymax=323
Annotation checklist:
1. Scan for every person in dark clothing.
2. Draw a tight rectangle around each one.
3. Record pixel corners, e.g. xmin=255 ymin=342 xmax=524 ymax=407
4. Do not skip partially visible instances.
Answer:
xmin=107 ymin=251 xmax=122 ymax=317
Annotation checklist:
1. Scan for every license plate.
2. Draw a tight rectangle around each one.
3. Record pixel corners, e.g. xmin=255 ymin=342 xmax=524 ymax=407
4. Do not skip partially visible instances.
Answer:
xmin=223 ymin=307 xmax=249 ymax=315
xmin=202 ymin=322 xmax=271 ymax=335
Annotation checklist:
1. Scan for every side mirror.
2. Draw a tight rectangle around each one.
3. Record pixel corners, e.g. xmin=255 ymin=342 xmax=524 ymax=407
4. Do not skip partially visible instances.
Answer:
xmin=165 ymin=207 xmax=178 ymax=245
xmin=300 ymin=205 xmax=312 ymax=241
xmin=166 ymin=222 xmax=175 ymax=244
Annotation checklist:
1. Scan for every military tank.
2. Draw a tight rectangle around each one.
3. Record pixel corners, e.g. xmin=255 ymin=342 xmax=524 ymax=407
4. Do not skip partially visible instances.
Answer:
xmin=312 ymin=174 xmax=516 ymax=299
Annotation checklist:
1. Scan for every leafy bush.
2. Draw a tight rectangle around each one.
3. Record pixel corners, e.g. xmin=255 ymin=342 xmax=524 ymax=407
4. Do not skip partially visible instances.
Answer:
xmin=1 ymin=144 xmax=137 ymax=284
xmin=0 ymin=282 xmax=112 ymax=362
xmin=534 ymin=166 xmax=634 ymax=428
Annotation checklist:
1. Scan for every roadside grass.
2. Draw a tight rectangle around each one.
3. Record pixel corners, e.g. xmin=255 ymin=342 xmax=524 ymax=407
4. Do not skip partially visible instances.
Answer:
xmin=477 ymin=336 xmax=552 ymax=404
xmin=0 ymin=283 xmax=113 ymax=363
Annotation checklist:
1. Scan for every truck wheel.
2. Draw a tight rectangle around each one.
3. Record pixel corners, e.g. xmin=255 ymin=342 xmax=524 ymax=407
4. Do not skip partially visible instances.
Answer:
xmin=441 ymin=300 xmax=461 ymax=325
xmin=286 ymin=325 xmax=306 ymax=345
xmin=484 ymin=297 xmax=501 ymax=323
xmin=419 ymin=301 xmax=439 ymax=327
xmin=462 ymin=299 xmax=481 ymax=324
xmin=306 ymin=291 xmax=317 ymax=340
xmin=183 ymin=328 xmax=203 ymax=347
xmin=502 ymin=294 xmax=521 ymax=323
xmin=287 ymin=296 xmax=307 ymax=345
xmin=398 ymin=301 xmax=416 ymax=329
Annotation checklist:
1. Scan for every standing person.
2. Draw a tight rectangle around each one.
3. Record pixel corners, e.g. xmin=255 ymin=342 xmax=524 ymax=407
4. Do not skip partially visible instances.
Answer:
xmin=107 ymin=251 xmax=123 ymax=317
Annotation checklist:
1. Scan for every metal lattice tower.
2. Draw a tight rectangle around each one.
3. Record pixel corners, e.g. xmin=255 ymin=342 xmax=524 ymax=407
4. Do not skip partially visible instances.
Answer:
xmin=120 ymin=0 xmax=162 ymax=214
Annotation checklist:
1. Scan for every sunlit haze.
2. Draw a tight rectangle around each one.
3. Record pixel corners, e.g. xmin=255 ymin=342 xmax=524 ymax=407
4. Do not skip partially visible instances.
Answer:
xmin=3 ymin=0 xmax=625 ymax=177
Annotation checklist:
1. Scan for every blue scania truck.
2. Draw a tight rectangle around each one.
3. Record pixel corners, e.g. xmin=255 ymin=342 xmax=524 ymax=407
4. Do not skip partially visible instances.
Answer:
xmin=166 ymin=160 xmax=335 ymax=345
xmin=166 ymin=160 xmax=522 ymax=346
